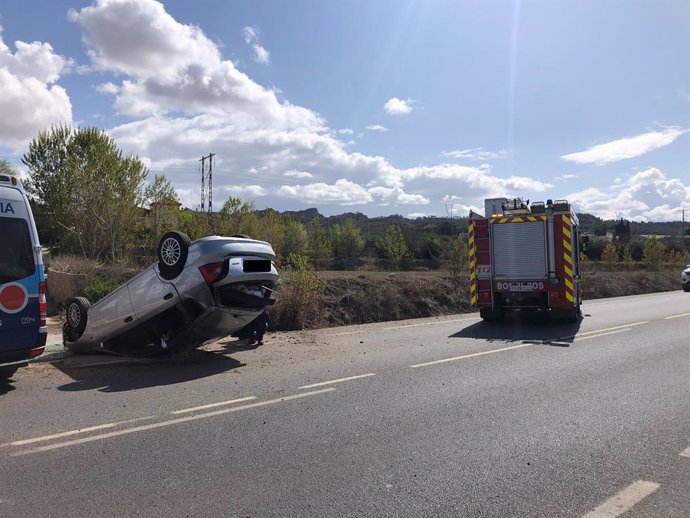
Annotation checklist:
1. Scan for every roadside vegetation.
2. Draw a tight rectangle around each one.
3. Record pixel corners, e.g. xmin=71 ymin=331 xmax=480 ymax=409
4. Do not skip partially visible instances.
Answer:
xmin=21 ymin=126 xmax=690 ymax=331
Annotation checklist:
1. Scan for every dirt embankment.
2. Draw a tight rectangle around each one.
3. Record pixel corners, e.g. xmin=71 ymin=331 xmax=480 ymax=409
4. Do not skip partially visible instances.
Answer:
xmin=269 ymin=269 xmax=682 ymax=330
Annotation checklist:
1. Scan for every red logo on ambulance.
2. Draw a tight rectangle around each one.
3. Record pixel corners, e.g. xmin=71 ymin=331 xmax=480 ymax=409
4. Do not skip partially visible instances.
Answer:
xmin=0 ymin=283 xmax=29 ymax=314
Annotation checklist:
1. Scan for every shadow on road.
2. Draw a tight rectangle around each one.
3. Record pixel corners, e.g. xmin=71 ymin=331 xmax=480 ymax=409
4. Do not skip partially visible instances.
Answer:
xmin=451 ymin=313 xmax=583 ymax=346
xmin=0 ymin=378 xmax=17 ymax=395
xmin=53 ymin=350 xmax=245 ymax=393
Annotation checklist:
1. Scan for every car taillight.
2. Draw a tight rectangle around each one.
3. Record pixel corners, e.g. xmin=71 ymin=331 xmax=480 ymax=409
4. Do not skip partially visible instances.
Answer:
xmin=198 ymin=261 xmax=225 ymax=285
xmin=38 ymin=280 xmax=47 ymax=328
xmin=30 ymin=347 xmax=45 ymax=358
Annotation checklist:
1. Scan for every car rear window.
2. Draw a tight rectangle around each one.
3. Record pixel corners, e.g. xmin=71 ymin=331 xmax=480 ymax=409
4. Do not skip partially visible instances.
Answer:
xmin=0 ymin=218 xmax=35 ymax=282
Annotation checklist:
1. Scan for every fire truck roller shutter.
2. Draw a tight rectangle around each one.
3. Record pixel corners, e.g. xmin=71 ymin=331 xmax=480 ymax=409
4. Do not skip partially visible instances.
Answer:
xmin=492 ymin=221 xmax=548 ymax=280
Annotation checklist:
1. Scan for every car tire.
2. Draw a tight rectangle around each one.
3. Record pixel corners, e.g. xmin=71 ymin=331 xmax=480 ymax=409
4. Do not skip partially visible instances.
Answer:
xmin=65 ymin=296 xmax=90 ymax=341
xmin=158 ymin=231 xmax=191 ymax=280
xmin=683 ymin=285 xmax=690 ymax=292
xmin=230 ymin=234 xmax=252 ymax=239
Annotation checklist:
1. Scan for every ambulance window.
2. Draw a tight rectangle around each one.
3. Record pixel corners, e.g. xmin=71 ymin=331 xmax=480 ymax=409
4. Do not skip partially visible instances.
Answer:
xmin=0 ymin=219 xmax=35 ymax=282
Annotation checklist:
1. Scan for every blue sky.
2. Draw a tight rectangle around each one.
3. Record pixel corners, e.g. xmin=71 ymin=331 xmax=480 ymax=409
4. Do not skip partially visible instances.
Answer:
xmin=0 ymin=0 xmax=688 ymax=220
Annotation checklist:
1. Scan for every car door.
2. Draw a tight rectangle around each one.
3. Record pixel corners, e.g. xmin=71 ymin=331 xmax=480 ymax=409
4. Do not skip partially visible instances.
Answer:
xmin=127 ymin=268 xmax=181 ymax=323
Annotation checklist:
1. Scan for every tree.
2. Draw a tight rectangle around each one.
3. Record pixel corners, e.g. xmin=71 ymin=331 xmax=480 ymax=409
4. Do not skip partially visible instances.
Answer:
xmin=23 ymin=125 xmax=148 ymax=260
xmin=330 ymin=219 xmax=364 ymax=269
xmin=601 ymin=243 xmax=619 ymax=267
xmin=306 ymin=218 xmax=332 ymax=269
xmin=379 ymin=225 xmax=412 ymax=270
xmin=642 ymin=237 xmax=666 ymax=270
xmin=0 ymin=159 xmax=19 ymax=177
xmin=218 ymin=196 xmax=258 ymax=237
xmin=145 ymin=174 xmax=180 ymax=244
xmin=622 ymin=244 xmax=635 ymax=265
xmin=446 ymin=235 xmax=468 ymax=285
xmin=281 ymin=217 xmax=308 ymax=259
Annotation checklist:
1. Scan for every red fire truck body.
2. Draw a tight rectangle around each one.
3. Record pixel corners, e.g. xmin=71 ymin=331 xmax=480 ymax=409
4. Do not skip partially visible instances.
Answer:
xmin=469 ymin=198 xmax=581 ymax=321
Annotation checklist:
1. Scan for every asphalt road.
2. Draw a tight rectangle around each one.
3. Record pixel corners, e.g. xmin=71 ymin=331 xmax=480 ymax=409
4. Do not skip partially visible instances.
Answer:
xmin=1 ymin=291 xmax=689 ymax=517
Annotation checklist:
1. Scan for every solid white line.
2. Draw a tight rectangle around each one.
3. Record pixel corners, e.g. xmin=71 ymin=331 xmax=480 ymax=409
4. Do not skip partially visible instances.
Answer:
xmin=383 ymin=317 xmax=478 ymax=330
xmin=3 ymin=416 xmax=157 ymax=447
xmin=170 ymin=396 xmax=257 ymax=415
xmin=576 ymin=321 xmax=648 ymax=336
xmin=574 ymin=329 xmax=632 ymax=342
xmin=680 ymin=447 xmax=690 ymax=458
xmin=581 ymin=480 xmax=660 ymax=518
xmin=664 ymin=312 xmax=690 ymax=320
xmin=12 ymin=388 xmax=336 ymax=456
xmin=586 ymin=292 xmax=680 ymax=306
xmin=410 ymin=343 xmax=533 ymax=368
xmin=331 ymin=330 xmax=363 ymax=336
xmin=298 ymin=373 xmax=375 ymax=389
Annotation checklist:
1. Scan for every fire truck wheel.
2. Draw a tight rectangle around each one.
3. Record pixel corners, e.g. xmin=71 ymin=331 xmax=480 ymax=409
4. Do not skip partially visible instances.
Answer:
xmin=480 ymin=308 xmax=503 ymax=321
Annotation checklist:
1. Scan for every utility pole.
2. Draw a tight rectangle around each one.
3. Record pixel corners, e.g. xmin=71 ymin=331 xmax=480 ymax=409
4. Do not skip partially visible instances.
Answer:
xmin=199 ymin=153 xmax=215 ymax=214
xmin=200 ymin=156 xmax=206 ymax=211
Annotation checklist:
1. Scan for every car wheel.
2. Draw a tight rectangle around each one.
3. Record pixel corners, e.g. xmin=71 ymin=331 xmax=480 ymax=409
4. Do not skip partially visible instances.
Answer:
xmin=65 ymin=297 xmax=90 ymax=341
xmin=158 ymin=231 xmax=191 ymax=280
xmin=230 ymin=234 xmax=252 ymax=239
xmin=683 ymin=285 xmax=690 ymax=292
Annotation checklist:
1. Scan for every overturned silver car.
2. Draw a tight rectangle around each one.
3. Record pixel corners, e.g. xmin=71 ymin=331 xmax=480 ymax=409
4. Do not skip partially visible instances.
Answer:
xmin=63 ymin=232 xmax=278 ymax=356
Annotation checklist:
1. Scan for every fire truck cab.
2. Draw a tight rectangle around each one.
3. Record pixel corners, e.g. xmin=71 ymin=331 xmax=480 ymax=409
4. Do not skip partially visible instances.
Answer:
xmin=469 ymin=197 xmax=581 ymax=321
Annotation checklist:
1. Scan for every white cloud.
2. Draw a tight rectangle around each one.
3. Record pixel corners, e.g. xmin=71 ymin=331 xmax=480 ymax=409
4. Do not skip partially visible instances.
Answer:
xmin=283 ymin=170 xmax=313 ymax=179
xmin=277 ymin=179 xmax=373 ymax=205
xmin=567 ymin=168 xmax=689 ymax=221
xmin=554 ymin=173 xmax=578 ymax=181
xmin=67 ymin=0 xmax=561 ymax=213
xmin=0 ymin=28 xmax=72 ymax=147
xmin=561 ymin=127 xmax=687 ymax=165
xmin=368 ymin=186 xmax=430 ymax=205
xmin=365 ymin=124 xmax=388 ymax=132
xmin=442 ymin=148 xmax=507 ymax=161
xmin=242 ymin=26 xmax=270 ymax=64
xmin=337 ymin=128 xmax=354 ymax=135
xmin=222 ymin=185 xmax=268 ymax=197
xmin=384 ymin=97 xmax=414 ymax=115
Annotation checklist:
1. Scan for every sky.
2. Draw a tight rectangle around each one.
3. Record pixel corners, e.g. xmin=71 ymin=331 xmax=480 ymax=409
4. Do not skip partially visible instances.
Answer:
xmin=0 ymin=0 xmax=689 ymax=221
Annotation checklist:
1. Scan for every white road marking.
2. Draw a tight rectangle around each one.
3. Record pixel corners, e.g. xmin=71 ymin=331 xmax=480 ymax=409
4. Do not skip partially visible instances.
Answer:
xmin=574 ymin=329 xmax=632 ymax=342
xmin=576 ymin=321 xmax=649 ymax=336
xmin=298 ymin=373 xmax=376 ymax=389
xmin=410 ymin=343 xmax=533 ymax=368
xmin=332 ymin=330 xmax=363 ymax=336
xmin=586 ymin=293 xmax=680 ymax=306
xmin=581 ymin=480 xmax=660 ymax=518
xmin=664 ymin=312 xmax=690 ymax=320
xmin=383 ymin=317 xmax=479 ymax=330
xmin=680 ymin=447 xmax=690 ymax=458
xmin=2 ymin=416 xmax=157 ymax=447
xmin=170 ymin=396 xmax=257 ymax=415
xmin=11 ymin=388 xmax=336 ymax=456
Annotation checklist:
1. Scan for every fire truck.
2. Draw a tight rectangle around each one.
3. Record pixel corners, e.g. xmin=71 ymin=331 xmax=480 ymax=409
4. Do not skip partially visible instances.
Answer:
xmin=468 ymin=197 xmax=581 ymax=321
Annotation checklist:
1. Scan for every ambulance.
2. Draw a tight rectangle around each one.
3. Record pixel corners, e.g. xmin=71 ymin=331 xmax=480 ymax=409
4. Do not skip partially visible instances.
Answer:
xmin=0 ymin=173 xmax=47 ymax=378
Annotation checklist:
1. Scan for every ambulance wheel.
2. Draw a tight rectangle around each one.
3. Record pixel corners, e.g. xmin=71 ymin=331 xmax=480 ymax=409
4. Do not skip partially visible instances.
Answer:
xmin=158 ymin=231 xmax=191 ymax=280
xmin=65 ymin=297 xmax=90 ymax=341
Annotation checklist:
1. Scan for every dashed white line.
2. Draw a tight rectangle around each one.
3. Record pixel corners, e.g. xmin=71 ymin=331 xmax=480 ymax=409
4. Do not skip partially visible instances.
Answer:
xmin=11 ymin=388 xmax=336 ymax=456
xmin=680 ymin=447 xmax=690 ymax=458
xmin=410 ymin=343 xmax=533 ymax=368
xmin=2 ymin=415 xmax=157 ymax=447
xmin=664 ymin=312 xmax=690 ymax=320
xmin=581 ymin=480 xmax=660 ymax=518
xmin=299 ymin=373 xmax=376 ymax=389
xmin=170 ymin=396 xmax=257 ymax=415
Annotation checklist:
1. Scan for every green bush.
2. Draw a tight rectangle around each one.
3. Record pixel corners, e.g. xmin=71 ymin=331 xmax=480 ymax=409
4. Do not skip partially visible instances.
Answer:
xmin=84 ymin=276 xmax=121 ymax=303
